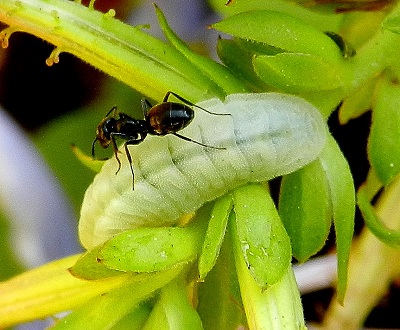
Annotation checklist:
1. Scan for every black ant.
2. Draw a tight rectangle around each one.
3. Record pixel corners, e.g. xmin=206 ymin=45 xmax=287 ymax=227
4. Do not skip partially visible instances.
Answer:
xmin=92 ymin=91 xmax=229 ymax=189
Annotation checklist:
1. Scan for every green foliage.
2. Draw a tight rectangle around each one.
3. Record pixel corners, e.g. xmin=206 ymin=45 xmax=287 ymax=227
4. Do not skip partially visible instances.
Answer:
xmin=369 ymin=76 xmax=400 ymax=185
xmin=280 ymin=161 xmax=332 ymax=263
xmin=232 ymin=184 xmax=292 ymax=288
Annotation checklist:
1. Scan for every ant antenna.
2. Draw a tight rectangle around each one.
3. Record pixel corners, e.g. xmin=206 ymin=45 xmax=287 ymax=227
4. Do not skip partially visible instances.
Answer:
xmin=164 ymin=91 xmax=230 ymax=117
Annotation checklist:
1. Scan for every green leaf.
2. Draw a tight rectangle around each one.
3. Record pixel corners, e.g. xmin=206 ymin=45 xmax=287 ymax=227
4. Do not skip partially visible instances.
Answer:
xmin=358 ymin=184 xmax=400 ymax=245
xmin=232 ymin=184 xmax=292 ymax=288
xmin=53 ymin=267 xmax=183 ymax=329
xmin=253 ymin=53 xmax=343 ymax=93
xmin=338 ymin=76 xmax=376 ymax=124
xmin=299 ymin=88 xmax=345 ymax=118
xmin=319 ymin=135 xmax=355 ymax=303
xmin=198 ymin=194 xmax=233 ymax=280
xmin=111 ymin=303 xmax=151 ymax=330
xmin=216 ymin=38 xmax=270 ymax=91
xmin=142 ymin=275 xmax=203 ymax=330
xmin=230 ymin=213 xmax=305 ymax=330
xmin=279 ymin=160 xmax=332 ymax=262
xmin=154 ymin=4 xmax=247 ymax=96
xmin=97 ymin=220 xmax=207 ymax=273
xmin=383 ymin=12 xmax=400 ymax=34
xmin=324 ymin=31 xmax=356 ymax=59
xmin=211 ymin=10 xmax=341 ymax=59
xmin=369 ymin=77 xmax=400 ymax=185
xmin=197 ymin=230 xmax=247 ymax=329
xmin=69 ymin=246 xmax=127 ymax=280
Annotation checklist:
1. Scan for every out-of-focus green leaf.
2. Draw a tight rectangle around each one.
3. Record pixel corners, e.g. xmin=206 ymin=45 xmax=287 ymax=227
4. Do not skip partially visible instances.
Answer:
xmin=253 ymin=53 xmax=343 ymax=93
xmin=232 ymin=184 xmax=291 ymax=288
xmin=198 ymin=194 xmax=233 ymax=281
xmin=211 ymin=10 xmax=341 ymax=60
xmin=142 ymin=275 xmax=202 ymax=330
xmin=0 ymin=211 xmax=24 ymax=280
xmin=279 ymin=160 xmax=332 ymax=263
xmin=71 ymin=144 xmax=105 ymax=173
xmin=369 ymin=77 xmax=400 ymax=185
xmin=319 ymin=135 xmax=355 ymax=303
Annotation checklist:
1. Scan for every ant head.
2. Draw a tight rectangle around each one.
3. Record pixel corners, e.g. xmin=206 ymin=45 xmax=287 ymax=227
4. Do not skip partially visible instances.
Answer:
xmin=92 ymin=115 xmax=117 ymax=157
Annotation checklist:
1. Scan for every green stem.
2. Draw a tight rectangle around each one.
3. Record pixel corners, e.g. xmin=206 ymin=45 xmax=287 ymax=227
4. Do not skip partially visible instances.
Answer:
xmin=324 ymin=174 xmax=400 ymax=329
xmin=0 ymin=0 xmax=219 ymax=101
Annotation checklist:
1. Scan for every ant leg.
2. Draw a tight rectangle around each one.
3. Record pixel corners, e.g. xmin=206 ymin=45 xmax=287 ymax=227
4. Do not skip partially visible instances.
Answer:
xmin=173 ymin=132 xmax=226 ymax=150
xmin=165 ymin=91 xmax=230 ymax=117
xmin=91 ymin=137 xmax=111 ymax=161
xmin=110 ymin=134 xmax=122 ymax=174
xmin=123 ymin=142 xmax=135 ymax=190
xmin=141 ymin=98 xmax=153 ymax=117
xmin=91 ymin=137 xmax=98 ymax=158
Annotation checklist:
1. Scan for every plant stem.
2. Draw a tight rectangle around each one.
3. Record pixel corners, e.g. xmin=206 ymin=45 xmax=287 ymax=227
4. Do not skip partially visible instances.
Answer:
xmin=323 ymin=174 xmax=400 ymax=329
xmin=0 ymin=0 xmax=218 ymax=101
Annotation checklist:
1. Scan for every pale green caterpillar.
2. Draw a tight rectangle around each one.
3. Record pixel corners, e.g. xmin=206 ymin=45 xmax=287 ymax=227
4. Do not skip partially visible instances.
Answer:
xmin=79 ymin=93 xmax=327 ymax=249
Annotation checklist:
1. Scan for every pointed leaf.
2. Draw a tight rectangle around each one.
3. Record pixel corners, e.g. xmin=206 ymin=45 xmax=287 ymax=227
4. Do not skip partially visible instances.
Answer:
xmin=279 ymin=160 xmax=332 ymax=262
xmin=98 ymin=220 xmax=206 ymax=272
xmin=197 ymin=230 xmax=246 ymax=329
xmin=369 ymin=77 xmax=400 ymax=185
xmin=319 ymin=135 xmax=355 ymax=303
xmin=69 ymin=246 xmax=127 ymax=280
xmin=217 ymin=38 xmax=269 ymax=90
xmin=358 ymin=184 xmax=400 ymax=245
xmin=253 ymin=53 xmax=343 ymax=93
xmin=212 ymin=10 xmax=341 ymax=59
xmin=232 ymin=184 xmax=291 ymax=288
xmin=198 ymin=194 xmax=233 ymax=280
xmin=155 ymin=4 xmax=247 ymax=95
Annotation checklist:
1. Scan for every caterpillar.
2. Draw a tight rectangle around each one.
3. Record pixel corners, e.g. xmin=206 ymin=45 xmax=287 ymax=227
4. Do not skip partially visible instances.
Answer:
xmin=79 ymin=93 xmax=327 ymax=249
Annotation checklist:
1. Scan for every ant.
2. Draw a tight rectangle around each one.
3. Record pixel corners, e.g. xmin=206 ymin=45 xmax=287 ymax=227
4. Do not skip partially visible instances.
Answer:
xmin=92 ymin=91 xmax=229 ymax=189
